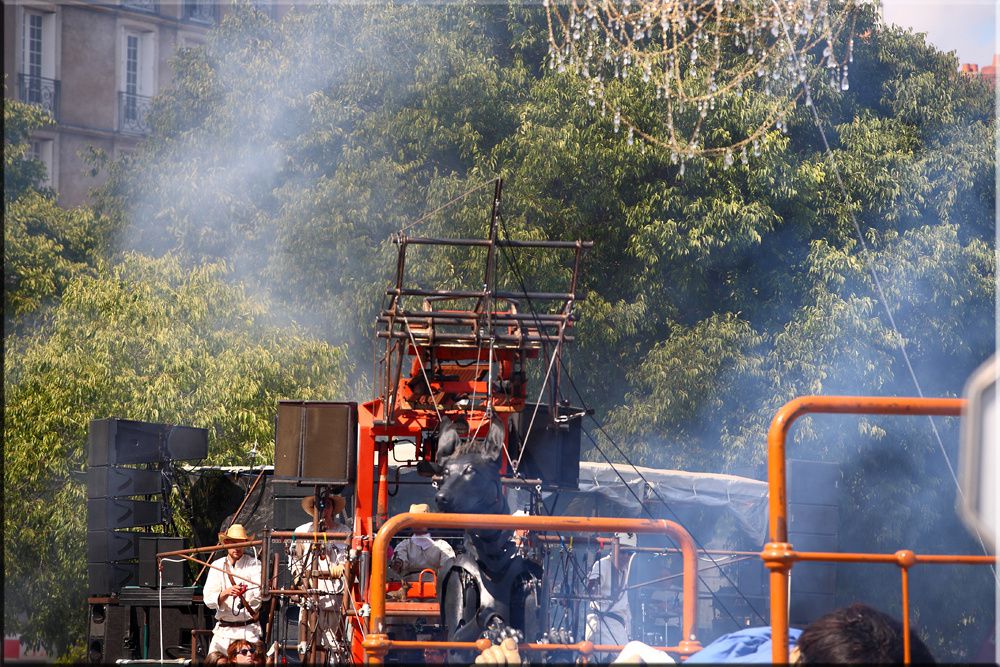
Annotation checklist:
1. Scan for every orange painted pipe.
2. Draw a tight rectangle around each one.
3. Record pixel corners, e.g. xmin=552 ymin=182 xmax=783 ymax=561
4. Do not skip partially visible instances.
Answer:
xmin=366 ymin=513 xmax=702 ymax=663
xmin=765 ymin=396 xmax=965 ymax=663
xmin=901 ymin=566 xmax=911 ymax=663
xmin=778 ymin=550 xmax=994 ymax=566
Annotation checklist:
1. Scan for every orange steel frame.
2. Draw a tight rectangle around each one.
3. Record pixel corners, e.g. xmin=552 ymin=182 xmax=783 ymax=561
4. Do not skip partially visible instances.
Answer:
xmin=362 ymin=512 xmax=705 ymax=664
xmin=762 ymin=395 xmax=995 ymax=663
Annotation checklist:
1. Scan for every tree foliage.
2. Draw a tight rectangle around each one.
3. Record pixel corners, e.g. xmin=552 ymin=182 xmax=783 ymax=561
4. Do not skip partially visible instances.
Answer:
xmin=3 ymin=253 xmax=347 ymax=652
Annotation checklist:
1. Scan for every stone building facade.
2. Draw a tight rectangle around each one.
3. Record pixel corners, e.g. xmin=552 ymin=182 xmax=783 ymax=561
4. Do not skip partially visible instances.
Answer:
xmin=4 ymin=1 xmax=285 ymax=207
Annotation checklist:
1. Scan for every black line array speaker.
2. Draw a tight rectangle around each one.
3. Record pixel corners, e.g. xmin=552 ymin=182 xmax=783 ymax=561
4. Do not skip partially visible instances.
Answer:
xmin=88 ymin=419 xmax=208 ymax=466
xmin=88 ymin=498 xmax=162 ymax=529
xmin=89 ymin=419 xmax=165 ymax=466
xmin=87 ymin=530 xmax=152 ymax=562
xmin=88 ymin=561 xmax=139 ymax=595
xmin=787 ymin=459 xmax=841 ymax=626
xmin=274 ymin=401 xmax=357 ymax=484
xmin=88 ymin=466 xmax=163 ymax=498
xmin=139 ymin=536 xmax=186 ymax=587
xmin=509 ymin=403 xmax=582 ymax=489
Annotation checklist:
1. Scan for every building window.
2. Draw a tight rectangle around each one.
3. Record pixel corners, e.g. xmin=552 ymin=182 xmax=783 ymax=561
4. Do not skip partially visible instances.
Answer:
xmin=119 ymin=29 xmax=155 ymax=134
xmin=185 ymin=0 xmax=215 ymax=24
xmin=29 ymin=138 xmax=55 ymax=188
xmin=19 ymin=10 xmax=59 ymax=120
xmin=122 ymin=0 xmax=158 ymax=14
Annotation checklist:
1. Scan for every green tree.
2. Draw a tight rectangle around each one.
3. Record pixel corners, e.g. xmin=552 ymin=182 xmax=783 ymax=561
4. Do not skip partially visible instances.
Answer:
xmin=3 ymin=98 xmax=116 ymax=327
xmin=3 ymin=253 xmax=348 ymax=653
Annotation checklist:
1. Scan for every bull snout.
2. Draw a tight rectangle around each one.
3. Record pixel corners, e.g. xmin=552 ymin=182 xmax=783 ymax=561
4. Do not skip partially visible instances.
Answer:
xmin=435 ymin=491 xmax=452 ymax=511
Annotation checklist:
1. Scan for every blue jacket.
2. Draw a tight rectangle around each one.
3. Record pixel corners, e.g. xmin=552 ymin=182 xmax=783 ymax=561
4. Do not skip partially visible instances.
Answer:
xmin=686 ymin=627 xmax=802 ymax=663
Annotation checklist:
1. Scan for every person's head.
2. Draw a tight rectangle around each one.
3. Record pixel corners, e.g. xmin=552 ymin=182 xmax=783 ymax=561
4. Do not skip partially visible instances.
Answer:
xmin=204 ymin=650 xmax=229 ymax=666
xmin=227 ymin=639 xmax=256 ymax=664
xmin=797 ymin=603 xmax=935 ymax=663
xmin=219 ymin=524 xmax=253 ymax=562
xmin=302 ymin=492 xmax=347 ymax=527
xmin=253 ymin=641 xmax=266 ymax=665
xmin=409 ymin=503 xmax=431 ymax=536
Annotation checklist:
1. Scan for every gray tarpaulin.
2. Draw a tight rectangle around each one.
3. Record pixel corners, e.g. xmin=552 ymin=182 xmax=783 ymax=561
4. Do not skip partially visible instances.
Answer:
xmin=575 ymin=462 xmax=769 ymax=543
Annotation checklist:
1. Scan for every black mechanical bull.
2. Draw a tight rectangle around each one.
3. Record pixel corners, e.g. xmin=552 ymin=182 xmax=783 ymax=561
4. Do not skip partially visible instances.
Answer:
xmin=432 ymin=419 xmax=544 ymax=650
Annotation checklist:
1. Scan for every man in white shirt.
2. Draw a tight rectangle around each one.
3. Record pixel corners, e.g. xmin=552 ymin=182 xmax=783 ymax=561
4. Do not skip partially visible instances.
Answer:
xmin=389 ymin=504 xmax=455 ymax=587
xmin=290 ymin=492 xmax=351 ymax=663
xmin=585 ymin=535 xmax=634 ymax=658
xmin=203 ymin=524 xmax=262 ymax=655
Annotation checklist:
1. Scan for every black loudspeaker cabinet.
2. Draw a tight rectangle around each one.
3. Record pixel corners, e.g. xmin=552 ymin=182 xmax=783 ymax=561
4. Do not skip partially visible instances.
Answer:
xmin=509 ymin=403 xmax=582 ymax=489
xmin=89 ymin=419 xmax=164 ymax=466
xmin=89 ymin=498 xmax=162 ymax=529
xmin=88 ymin=561 xmax=139 ymax=595
xmin=88 ymin=603 xmax=133 ymax=663
xmin=88 ymin=466 xmax=163 ymax=498
xmin=139 ymin=536 xmax=186 ymax=587
xmin=165 ymin=425 xmax=209 ymax=461
xmin=787 ymin=459 xmax=841 ymax=626
xmin=88 ymin=530 xmax=156 ymax=562
xmin=88 ymin=419 xmax=208 ymax=465
xmin=145 ymin=605 xmax=197 ymax=659
xmin=274 ymin=401 xmax=357 ymax=484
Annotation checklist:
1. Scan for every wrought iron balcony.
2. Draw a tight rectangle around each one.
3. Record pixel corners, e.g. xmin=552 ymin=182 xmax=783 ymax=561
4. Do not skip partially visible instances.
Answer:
xmin=122 ymin=0 xmax=158 ymax=13
xmin=18 ymin=74 xmax=60 ymax=121
xmin=118 ymin=91 xmax=153 ymax=135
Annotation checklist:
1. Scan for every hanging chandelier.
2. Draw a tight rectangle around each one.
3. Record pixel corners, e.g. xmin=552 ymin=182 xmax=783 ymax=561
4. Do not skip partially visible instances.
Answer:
xmin=545 ymin=0 xmax=867 ymax=169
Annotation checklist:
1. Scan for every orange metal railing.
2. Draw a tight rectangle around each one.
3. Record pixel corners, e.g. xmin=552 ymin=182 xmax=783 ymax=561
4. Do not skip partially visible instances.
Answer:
xmin=363 ymin=512 xmax=704 ymax=664
xmin=762 ymin=395 xmax=995 ymax=663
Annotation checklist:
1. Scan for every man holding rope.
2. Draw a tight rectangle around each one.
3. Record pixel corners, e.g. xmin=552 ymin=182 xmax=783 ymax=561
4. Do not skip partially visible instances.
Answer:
xmin=204 ymin=524 xmax=263 ymax=654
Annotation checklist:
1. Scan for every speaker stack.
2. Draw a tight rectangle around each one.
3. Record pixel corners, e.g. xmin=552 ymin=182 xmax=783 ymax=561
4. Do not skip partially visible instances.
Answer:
xmin=86 ymin=419 xmax=207 ymax=595
xmin=787 ymin=459 xmax=841 ymax=626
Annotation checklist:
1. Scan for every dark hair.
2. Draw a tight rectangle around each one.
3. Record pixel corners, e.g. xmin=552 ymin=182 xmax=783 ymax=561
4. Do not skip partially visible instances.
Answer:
xmin=797 ymin=603 xmax=935 ymax=663
xmin=204 ymin=650 xmax=228 ymax=665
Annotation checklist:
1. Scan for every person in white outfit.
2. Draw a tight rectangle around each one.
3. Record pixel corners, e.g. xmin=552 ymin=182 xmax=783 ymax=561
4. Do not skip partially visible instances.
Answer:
xmin=203 ymin=524 xmax=262 ymax=655
xmin=290 ymin=492 xmax=351 ymax=663
xmin=389 ymin=504 xmax=455 ymax=586
xmin=585 ymin=535 xmax=635 ymax=659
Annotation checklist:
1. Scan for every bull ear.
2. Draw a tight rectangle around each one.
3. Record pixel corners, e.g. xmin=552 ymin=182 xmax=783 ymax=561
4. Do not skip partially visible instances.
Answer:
xmin=435 ymin=417 xmax=461 ymax=464
xmin=483 ymin=418 xmax=506 ymax=464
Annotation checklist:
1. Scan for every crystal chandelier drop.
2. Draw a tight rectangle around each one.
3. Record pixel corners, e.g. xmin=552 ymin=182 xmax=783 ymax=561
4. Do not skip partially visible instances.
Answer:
xmin=545 ymin=0 xmax=866 ymax=166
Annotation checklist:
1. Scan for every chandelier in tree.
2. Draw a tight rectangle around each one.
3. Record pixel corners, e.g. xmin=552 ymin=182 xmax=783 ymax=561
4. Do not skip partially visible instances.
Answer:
xmin=545 ymin=0 xmax=865 ymax=168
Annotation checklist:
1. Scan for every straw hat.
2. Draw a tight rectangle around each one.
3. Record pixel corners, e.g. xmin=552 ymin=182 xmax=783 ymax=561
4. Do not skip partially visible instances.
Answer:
xmin=409 ymin=503 xmax=430 ymax=514
xmin=301 ymin=493 xmax=347 ymax=518
xmin=219 ymin=523 xmax=255 ymax=544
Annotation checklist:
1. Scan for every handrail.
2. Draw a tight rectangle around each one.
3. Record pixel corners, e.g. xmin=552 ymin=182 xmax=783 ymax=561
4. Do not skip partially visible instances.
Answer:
xmin=764 ymin=395 xmax=972 ymax=663
xmin=364 ymin=512 xmax=703 ymax=664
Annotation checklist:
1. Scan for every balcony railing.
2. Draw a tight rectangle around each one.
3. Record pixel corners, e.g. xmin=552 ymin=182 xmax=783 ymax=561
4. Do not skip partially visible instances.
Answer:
xmin=118 ymin=92 xmax=153 ymax=135
xmin=18 ymin=74 xmax=60 ymax=121
xmin=122 ymin=0 xmax=158 ymax=13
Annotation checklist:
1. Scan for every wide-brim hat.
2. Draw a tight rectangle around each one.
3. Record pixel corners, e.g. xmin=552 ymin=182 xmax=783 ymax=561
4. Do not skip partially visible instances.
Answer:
xmin=302 ymin=493 xmax=347 ymax=517
xmin=219 ymin=523 xmax=255 ymax=544
xmin=409 ymin=503 xmax=430 ymax=514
